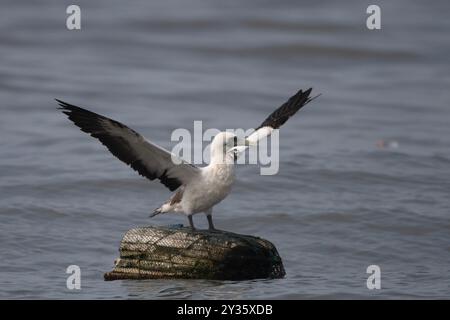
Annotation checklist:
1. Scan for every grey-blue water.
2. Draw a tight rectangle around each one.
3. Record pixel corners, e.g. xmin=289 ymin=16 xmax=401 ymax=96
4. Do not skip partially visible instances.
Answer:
xmin=1 ymin=0 xmax=450 ymax=299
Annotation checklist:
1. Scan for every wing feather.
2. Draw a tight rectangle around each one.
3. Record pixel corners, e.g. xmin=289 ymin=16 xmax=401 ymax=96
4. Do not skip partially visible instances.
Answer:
xmin=247 ymin=88 xmax=318 ymax=144
xmin=57 ymin=99 xmax=199 ymax=191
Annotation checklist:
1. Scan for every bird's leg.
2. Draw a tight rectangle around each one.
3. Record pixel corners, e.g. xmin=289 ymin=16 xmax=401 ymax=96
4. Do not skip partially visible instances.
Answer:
xmin=206 ymin=214 xmax=216 ymax=231
xmin=204 ymin=208 xmax=216 ymax=231
xmin=188 ymin=215 xmax=196 ymax=231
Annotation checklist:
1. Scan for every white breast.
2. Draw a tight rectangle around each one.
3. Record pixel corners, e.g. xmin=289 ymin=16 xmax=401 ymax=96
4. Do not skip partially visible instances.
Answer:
xmin=181 ymin=164 xmax=235 ymax=214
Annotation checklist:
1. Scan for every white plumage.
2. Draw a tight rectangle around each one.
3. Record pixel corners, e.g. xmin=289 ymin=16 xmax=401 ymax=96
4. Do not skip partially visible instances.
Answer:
xmin=57 ymin=88 xmax=317 ymax=230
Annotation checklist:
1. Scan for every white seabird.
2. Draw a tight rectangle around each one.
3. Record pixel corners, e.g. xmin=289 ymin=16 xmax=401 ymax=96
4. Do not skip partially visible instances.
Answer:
xmin=57 ymin=88 xmax=317 ymax=230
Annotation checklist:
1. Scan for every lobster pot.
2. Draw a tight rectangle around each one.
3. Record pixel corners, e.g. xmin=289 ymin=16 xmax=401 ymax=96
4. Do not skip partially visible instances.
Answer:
xmin=104 ymin=226 xmax=285 ymax=281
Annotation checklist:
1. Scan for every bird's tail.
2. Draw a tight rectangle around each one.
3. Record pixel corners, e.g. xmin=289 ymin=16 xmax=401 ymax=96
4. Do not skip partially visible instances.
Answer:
xmin=150 ymin=202 xmax=172 ymax=218
xmin=149 ymin=207 xmax=162 ymax=218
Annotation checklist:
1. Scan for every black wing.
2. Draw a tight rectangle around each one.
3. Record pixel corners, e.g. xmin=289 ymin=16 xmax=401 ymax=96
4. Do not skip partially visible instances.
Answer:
xmin=57 ymin=99 xmax=199 ymax=191
xmin=246 ymin=88 xmax=318 ymax=144
xmin=257 ymin=88 xmax=315 ymax=130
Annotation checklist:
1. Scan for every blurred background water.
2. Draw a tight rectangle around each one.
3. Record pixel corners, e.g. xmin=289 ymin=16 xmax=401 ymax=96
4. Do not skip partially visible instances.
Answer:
xmin=1 ymin=0 xmax=450 ymax=299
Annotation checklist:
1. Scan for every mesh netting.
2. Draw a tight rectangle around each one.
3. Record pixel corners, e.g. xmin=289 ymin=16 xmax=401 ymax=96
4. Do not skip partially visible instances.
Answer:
xmin=104 ymin=226 xmax=285 ymax=281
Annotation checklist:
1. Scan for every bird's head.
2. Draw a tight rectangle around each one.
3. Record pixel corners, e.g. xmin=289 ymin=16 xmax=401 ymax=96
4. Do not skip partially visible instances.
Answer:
xmin=210 ymin=132 xmax=248 ymax=164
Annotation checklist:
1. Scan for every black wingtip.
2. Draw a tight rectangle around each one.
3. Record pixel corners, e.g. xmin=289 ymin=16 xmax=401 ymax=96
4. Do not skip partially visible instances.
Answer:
xmin=308 ymin=92 xmax=322 ymax=103
xmin=56 ymin=99 xmax=93 ymax=117
xmin=55 ymin=98 xmax=72 ymax=111
xmin=294 ymin=87 xmax=321 ymax=107
xmin=55 ymin=98 xmax=65 ymax=105
xmin=256 ymin=87 xmax=318 ymax=130
xmin=296 ymin=87 xmax=312 ymax=96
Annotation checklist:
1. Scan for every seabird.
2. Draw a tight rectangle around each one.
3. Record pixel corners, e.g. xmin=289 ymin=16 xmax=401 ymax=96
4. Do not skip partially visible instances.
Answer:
xmin=57 ymin=88 xmax=317 ymax=230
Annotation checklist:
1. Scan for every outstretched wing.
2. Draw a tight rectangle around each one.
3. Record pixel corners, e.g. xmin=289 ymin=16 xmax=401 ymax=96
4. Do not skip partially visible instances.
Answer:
xmin=246 ymin=88 xmax=318 ymax=145
xmin=57 ymin=99 xmax=199 ymax=191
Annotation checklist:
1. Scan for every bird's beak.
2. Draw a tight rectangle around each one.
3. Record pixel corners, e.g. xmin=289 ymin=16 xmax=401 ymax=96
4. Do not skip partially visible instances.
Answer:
xmin=229 ymin=145 xmax=248 ymax=161
xmin=231 ymin=145 xmax=248 ymax=153
xmin=235 ymin=137 xmax=252 ymax=147
xmin=244 ymin=138 xmax=257 ymax=147
xmin=233 ymin=137 xmax=247 ymax=147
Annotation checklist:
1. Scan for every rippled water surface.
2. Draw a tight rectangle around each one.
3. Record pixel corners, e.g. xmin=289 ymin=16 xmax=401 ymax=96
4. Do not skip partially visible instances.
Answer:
xmin=1 ymin=0 xmax=450 ymax=299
